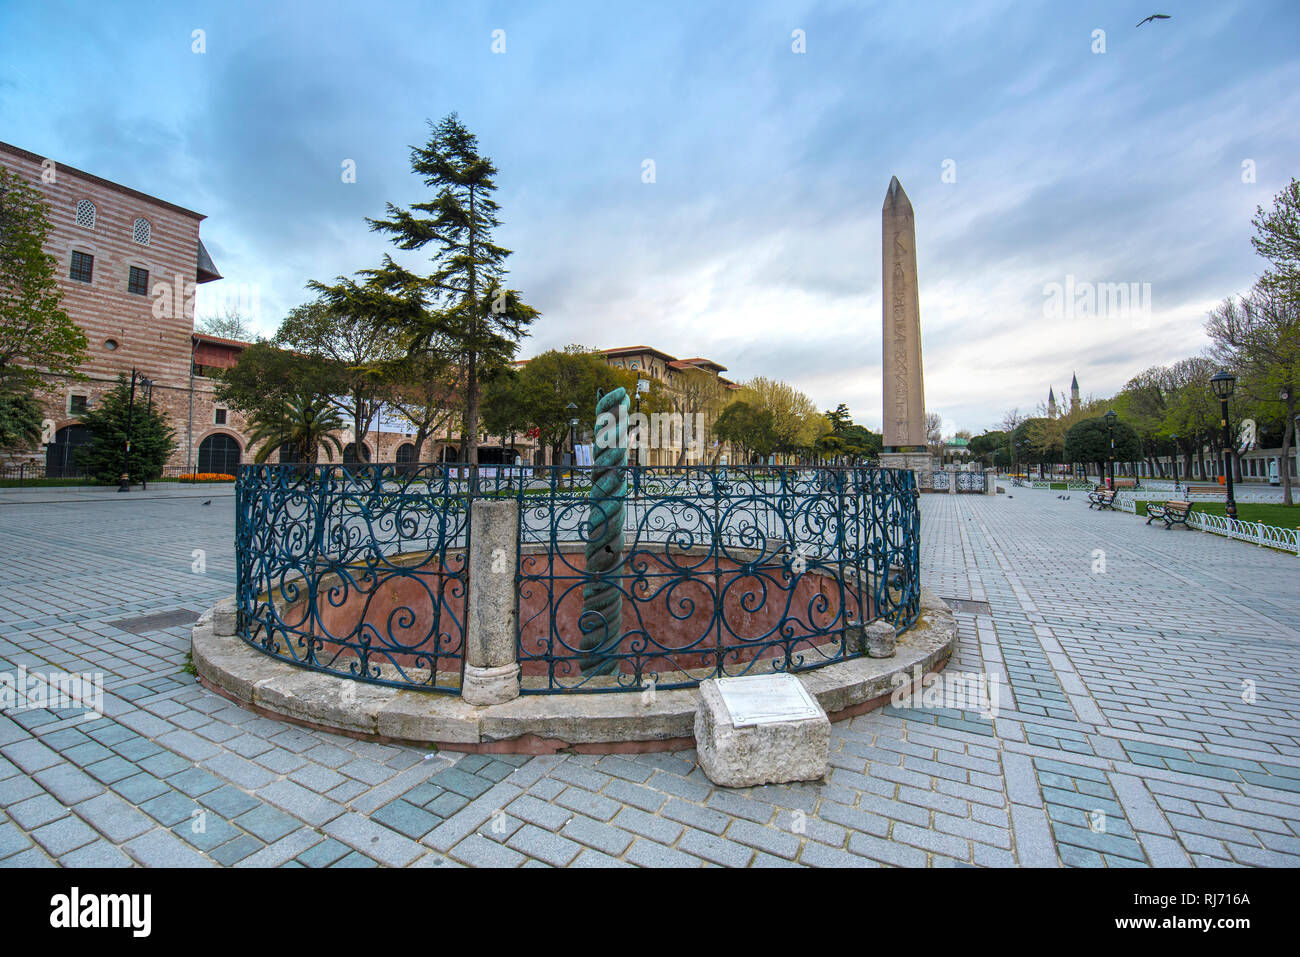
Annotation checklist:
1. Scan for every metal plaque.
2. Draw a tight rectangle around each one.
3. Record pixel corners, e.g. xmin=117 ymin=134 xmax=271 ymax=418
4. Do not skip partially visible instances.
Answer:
xmin=716 ymin=674 xmax=823 ymax=727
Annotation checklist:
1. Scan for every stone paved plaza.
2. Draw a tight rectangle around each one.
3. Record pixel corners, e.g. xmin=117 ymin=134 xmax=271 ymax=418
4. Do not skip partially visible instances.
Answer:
xmin=1 ymin=485 xmax=1298 ymax=867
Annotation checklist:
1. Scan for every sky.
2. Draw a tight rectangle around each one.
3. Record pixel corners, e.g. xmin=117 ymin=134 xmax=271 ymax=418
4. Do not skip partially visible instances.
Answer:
xmin=3 ymin=0 xmax=1298 ymax=434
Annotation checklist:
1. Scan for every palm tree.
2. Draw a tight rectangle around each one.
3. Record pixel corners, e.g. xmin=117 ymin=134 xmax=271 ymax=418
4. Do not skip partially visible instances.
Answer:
xmin=245 ymin=392 xmax=346 ymax=464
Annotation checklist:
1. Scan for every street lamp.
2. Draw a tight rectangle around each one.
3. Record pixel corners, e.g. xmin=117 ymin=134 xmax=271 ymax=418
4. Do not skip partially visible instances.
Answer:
xmin=1210 ymin=370 xmax=1237 ymax=520
xmin=1104 ymin=410 xmax=1117 ymax=489
xmin=119 ymin=368 xmax=139 ymax=492
xmin=139 ymin=377 xmax=154 ymax=490
xmin=566 ymin=401 xmax=578 ymax=489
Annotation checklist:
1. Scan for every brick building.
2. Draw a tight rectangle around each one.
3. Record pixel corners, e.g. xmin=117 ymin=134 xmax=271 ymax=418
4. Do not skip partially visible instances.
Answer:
xmin=1 ymin=141 xmax=224 ymax=474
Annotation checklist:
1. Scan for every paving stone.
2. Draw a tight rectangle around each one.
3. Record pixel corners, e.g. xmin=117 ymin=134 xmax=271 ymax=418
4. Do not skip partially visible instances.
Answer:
xmin=450 ymin=833 xmax=526 ymax=868
xmin=677 ymin=828 xmax=754 ymax=867
xmin=561 ymin=814 xmax=635 ymax=856
xmin=30 ymin=816 xmax=99 ymax=856
xmin=847 ymin=831 xmax=927 ymax=867
xmin=324 ymin=812 xmax=424 ymax=866
xmin=74 ymin=792 xmax=155 ymax=842
xmin=297 ymin=838 xmax=352 ymax=868
xmin=372 ymin=800 xmax=440 ymax=840
xmin=507 ymin=794 xmax=574 ymax=832
xmin=234 ymin=804 xmax=301 ymax=844
xmin=9 ymin=794 xmax=69 ymax=830
xmin=506 ymin=824 xmax=582 ymax=866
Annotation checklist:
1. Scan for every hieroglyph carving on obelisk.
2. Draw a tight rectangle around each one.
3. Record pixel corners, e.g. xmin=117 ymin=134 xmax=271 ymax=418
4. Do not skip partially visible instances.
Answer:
xmin=881 ymin=176 xmax=926 ymax=451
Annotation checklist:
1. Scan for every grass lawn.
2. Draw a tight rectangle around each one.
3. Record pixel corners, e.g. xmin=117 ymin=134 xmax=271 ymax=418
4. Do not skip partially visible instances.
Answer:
xmin=1134 ymin=500 xmax=1300 ymax=527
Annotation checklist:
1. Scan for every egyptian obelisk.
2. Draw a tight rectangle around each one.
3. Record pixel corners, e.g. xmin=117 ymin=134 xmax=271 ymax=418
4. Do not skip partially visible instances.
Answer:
xmin=879 ymin=176 xmax=931 ymax=472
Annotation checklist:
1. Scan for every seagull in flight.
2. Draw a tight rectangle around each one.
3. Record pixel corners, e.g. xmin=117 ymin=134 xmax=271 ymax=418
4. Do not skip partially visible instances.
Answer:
xmin=1136 ymin=13 xmax=1171 ymax=26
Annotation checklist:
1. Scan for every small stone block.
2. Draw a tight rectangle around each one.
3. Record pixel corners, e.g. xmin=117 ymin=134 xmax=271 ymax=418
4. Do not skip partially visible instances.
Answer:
xmin=694 ymin=676 xmax=829 ymax=788
xmin=865 ymin=621 xmax=896 ymax=658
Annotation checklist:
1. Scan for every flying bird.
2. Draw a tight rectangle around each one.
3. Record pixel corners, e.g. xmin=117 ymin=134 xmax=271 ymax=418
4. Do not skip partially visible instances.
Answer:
xmin=201 ymin=500 xmax=211 ymax=506
xmin=1136 ymin=13 xmax=1171 ymax=26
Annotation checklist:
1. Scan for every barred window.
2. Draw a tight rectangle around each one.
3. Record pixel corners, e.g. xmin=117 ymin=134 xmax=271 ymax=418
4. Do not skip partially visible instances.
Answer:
xmin=133 ymin=217 xmax=151 ymax=245
xmin=127 ymin=266 xmax=149 ymax=295
xmin=70 ymin=395 xmax=88 ymax=414
xmin=214 ymin=408 xmax=227 ymax=425
xmin=69 ymin=250 xmax=94 ymax=283
xmin=75 ymin=199 xmax=96 ymax=229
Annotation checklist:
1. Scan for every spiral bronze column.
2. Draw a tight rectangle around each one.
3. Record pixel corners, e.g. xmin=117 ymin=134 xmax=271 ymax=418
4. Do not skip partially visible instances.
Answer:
xmin=578 ymin=387 xmax=629 ymax=675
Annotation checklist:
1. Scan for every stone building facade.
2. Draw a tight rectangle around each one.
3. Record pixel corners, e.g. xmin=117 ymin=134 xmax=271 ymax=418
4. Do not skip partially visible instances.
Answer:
xmin=1 ymin=141 xmax=224 ymax=474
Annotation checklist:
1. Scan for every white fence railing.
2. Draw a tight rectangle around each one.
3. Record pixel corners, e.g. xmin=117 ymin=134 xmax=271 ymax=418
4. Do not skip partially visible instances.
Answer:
xmin=1121 ymin=497 xmax=1300 ymax=556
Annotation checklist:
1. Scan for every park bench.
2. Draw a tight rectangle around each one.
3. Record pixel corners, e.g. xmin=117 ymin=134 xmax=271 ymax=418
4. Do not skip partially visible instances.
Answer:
xmin=1184 ymin=484 xmax=1222 ymax=495
xmin=1145 ymin=500 xmax=1195 ymax=529
xmin=1113 ymin=479 xmax=1137 ymax=489
xmin=1088 ymin=488 xmax=1118 ymax=510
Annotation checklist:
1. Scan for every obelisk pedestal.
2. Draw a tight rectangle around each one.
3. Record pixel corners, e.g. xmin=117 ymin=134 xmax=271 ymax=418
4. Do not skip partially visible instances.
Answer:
xmin=878 ymin=176 xmax=933 ymax=475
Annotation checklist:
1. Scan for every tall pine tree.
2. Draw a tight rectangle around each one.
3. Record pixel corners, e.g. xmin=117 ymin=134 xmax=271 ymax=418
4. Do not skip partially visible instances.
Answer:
xmin=314 ymin=114 xmax=538 ymax=465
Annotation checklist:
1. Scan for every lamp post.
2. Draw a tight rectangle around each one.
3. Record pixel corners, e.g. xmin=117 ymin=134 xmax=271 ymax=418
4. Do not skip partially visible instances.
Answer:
xmin=633 ymin=374 xmax=647 ymax=496
xmin=1210 ymin=370 xmax=1237 ymax=520
xmin=1281 ymin=386 xmax=1293 ymax=493
xmin=119 ymin=368 xmax=139 ymax=492
xmin=1169 ymin=433 xmax=1178 ymax=489
xmin=566 ymin=401 xmax=578 ymax=489
xmin=139 ymin=377 xmax=154 ymax=490
xmin=1104 ymin=410 xmax=1117 ymax=489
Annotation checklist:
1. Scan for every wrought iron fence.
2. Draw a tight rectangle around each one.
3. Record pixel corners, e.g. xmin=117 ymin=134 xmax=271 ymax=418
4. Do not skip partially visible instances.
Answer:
xmin=236 ymin=464 xmax=472 ymax=691
xmin=233 ymin=463 xmax=922 ymax=695
xmin=956 ymin=472 xmax=985 ymax=493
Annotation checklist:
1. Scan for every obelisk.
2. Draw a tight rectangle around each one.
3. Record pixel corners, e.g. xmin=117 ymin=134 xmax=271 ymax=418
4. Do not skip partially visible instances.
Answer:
xmin=879 ymin=176 xmax=931 ymax=473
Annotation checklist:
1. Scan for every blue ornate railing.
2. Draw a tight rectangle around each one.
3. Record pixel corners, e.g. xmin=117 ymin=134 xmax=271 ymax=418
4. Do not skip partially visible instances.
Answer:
xmin=234 ymin=464 xmax=921 ymax=695
xmin=235 ymin=464 xmax=471 ymax=691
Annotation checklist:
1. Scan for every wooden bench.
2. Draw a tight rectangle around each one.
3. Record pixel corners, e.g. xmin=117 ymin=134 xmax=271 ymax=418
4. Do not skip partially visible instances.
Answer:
xmin=1113 ymin=479 xmax=1137 ymax=489
xmin=1145 ymin=500 xmax=1195 ymax=529
xmin=1185 ymin=484 xmax=1222 ymax=495
xmin=1088 ymin=488 xmax=1118 ymax=510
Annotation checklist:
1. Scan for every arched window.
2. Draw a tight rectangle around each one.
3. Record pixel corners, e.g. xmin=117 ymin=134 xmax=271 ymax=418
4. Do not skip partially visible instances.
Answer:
xmin=342 ymin=443 xmax=370 ymax=464
xmin=45 ymin=425 xmax=93 ymax=478
xmin=76 ymin=199 xmax=96 ymax=229
xmin=132 ymin=217 xmax=152 ymax=245
xmin=197 ymin=434 xmax=241 ymax=474
xmin=395 ymin=442 xmax=417 ymax=474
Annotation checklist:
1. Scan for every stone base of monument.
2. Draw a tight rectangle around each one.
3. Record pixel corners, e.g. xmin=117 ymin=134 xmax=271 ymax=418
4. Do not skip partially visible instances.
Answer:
xmin=879 ymin=451 xmax=933 ymax=473
xmin=694 ymin=674 xmax=830 ymax=788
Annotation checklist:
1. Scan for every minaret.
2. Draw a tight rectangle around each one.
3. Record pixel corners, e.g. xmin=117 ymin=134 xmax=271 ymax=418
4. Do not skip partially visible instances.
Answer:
xmin=1070 ymin=373 xmax=1080 ymax=413
xmin=1048 ymin=388 xmax=1058 ymax=419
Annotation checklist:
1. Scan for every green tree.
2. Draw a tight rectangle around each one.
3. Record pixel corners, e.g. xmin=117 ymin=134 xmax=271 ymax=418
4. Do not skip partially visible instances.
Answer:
xmin=713 ymin=400 xmax=776 ymax=463
xmin=1064 ymin=416 xmax=1141 ymax=481
xmin=516 ymin=347 xmax=625 ymax=465
xmin=74 ymin=376 xmax=176 ymax=483
xmin=1206 ymin=283 xmax=1300 ymax=504
xmin=0 ymin=166 xmax=87 ymax=394
xmin=382 ymin=347 xmax=461 ymax=462
xmin=213 ymin=341 xmax=337 ymax=428
xmin=740 ymin=377 xmax=825 ymax=458
xmin=275 ymin=298 xmax=400 ymax=453
xmin=1251 ymin=177 xmax=1300 ymax=294
xmin=480 ymin=366 xmax=532 ymax=455
xmin=244 ymin=392 xmax=345 ymax=464
xmin=318 ymin=114 xmax=539 ymax=466
xmin=0 ymin=389 xmax=42 ymax=450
